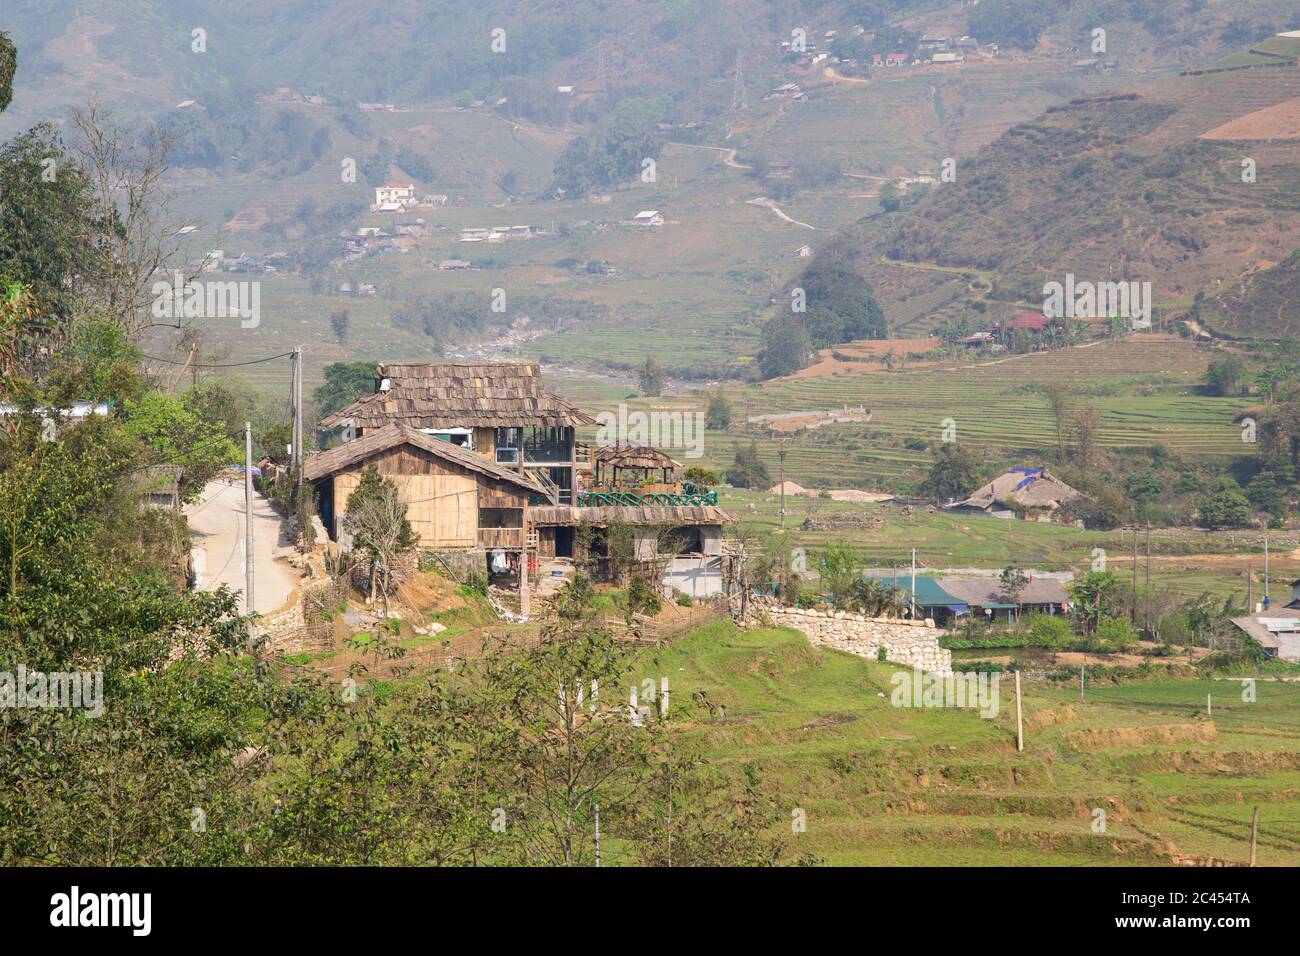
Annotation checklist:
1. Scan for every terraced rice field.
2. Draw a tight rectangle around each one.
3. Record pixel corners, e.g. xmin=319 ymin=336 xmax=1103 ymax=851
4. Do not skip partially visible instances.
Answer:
xmin=650 ymin=621 xmax=1300 ymax=866
xmin=559 ymin=336 xmax=1251 ymax=492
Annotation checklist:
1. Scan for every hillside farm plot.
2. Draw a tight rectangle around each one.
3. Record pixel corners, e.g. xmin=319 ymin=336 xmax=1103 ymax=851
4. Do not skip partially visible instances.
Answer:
xmin=648 ymin=621 xmax=1300 ymax=866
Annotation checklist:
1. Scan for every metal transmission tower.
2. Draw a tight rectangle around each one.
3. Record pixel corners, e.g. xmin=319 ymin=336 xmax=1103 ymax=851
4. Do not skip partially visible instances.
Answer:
xmin=731 ymin=50 xmax=748 ymax=112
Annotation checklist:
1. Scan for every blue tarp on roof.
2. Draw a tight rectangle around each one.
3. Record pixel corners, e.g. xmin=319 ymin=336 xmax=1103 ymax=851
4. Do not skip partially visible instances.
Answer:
xmin=1010 ymin=467 xmax=1044 ymax=491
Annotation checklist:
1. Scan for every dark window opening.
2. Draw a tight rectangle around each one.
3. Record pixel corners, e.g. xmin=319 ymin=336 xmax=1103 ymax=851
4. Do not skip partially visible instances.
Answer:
xmin=664 ymin=526 xmax=703 ymax=555
xmin=555 ymin=526 xmax=574 ymax=558
xmin=479 ymin=507 xmax=523 ymax=529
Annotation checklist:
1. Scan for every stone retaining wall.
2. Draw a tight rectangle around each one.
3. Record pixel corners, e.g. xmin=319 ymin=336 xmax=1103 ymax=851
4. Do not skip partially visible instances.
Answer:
xmin=753 ymin=603 xmax=951 ymax=674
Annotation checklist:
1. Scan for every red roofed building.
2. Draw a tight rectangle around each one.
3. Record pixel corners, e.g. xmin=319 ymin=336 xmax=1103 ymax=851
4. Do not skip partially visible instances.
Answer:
xmin=1004 ymin=312 xmax=1052 ymax=332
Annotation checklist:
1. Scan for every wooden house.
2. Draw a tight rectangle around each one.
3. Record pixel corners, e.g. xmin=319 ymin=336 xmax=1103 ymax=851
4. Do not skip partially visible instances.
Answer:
xmin=316 ymin=362 xmax=736 ymax=600
xmin=303 ymin=423 xmax=543 ymax=552
xmin=318 ymin=362 xmax=596 ymax=506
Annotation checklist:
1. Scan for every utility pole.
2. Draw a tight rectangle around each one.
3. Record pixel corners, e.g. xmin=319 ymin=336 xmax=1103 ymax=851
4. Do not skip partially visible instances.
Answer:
xmin=292 ymin=346 xmax=303 ymax=491
xmin=1080 ymin=658 xmax=1085 ymax=702
xmin=1144 ymin=522 xmax=1150 ymax=589
xmin=1014 ymin=670 xmax=1023 ymax=752
xmin=1131 ymin=528 xmax=1138 ymax=624
xmin=244 ymin=422 xmax=255 ymax=616
xmin=777 ymin=437 xmax=789 ymax=530
xmin=1264 ymin=533 xmax=1270 ymax=603
xmin=1249 ymin=806 xmax=1259 ymax=866
xmin=594 ymin=804 xmax=602 ymax=867
xmin=892 ymin=564 xmax=898 ymax=617
xmin=1144 ymin=522 xmax=1151 ymax=634
xmin=910 ymin=548 xmax=917 ymax=619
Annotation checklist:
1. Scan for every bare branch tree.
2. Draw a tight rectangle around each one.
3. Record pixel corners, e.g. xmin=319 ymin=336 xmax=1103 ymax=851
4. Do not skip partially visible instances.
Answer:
xmin=70 ymin=102 xmax=188 ymax=338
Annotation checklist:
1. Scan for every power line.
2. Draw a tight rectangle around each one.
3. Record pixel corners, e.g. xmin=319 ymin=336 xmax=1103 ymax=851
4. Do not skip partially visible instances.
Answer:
xmin=140 ymin=351 xmax=296 ymax=368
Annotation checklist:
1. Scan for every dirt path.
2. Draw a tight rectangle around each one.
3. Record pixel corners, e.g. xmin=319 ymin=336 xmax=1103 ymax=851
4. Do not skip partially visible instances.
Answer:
xmin=186 ymin=477 xmax=300 ymax=614
xmin=823 ymin=66 xmax=870 ymax=85
xmin=665 ymin=141 xmax=751 ymax=169
xmin=748 ymin=197 xmax=817 ymax=229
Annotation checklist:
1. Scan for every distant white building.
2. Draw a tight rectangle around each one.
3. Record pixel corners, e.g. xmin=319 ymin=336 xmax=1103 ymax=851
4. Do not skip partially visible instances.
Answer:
xmin=633 ymin=210 xmax=664 ymax=225
xmin=794 ymin=244 xmax=813 ymax=258
xmin=375 ymin=183 xmax=416 ymax=207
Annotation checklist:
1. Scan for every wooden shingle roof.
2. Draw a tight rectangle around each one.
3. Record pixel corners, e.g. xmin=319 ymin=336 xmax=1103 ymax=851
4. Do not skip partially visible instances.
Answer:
xmin=319 ymin=362 xmax=596 ymax=430
xmin=303 ymin=423 xmax=543 ymax=495
xmin=593 ymin=443 xmax=682 ymax=470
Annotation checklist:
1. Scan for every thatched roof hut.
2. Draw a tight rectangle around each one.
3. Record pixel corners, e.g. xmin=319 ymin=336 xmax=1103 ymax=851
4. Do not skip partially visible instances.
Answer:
xmin=319 ymin=362 xmax=596 ymax=431
xmin=592 ymin=443 xmax=681 ymax=487
xmin=957 ymin=468 xmax=1082 ymax=513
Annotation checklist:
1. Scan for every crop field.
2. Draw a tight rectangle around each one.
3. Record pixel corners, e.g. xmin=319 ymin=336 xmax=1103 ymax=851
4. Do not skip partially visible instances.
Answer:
xmin=556 ymin=335 xmax=1253 ymax=493
xmin=639 ymin=621 xmax=1300 ymax=866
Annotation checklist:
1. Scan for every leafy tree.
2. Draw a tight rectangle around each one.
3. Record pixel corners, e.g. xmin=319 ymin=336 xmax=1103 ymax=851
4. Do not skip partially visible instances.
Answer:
xmin=797 ymin=251 xmax=887 ymax=347
xmin=1196 ymin=478 xmax=1253 ymax=529
xmin=725 ymin=441 xmax=770 ymax=489
xmin=682 ymin=466 xmax=717 ymax=490
xmin=1027 ymin=613 xmax=1073 ymax=653
xmin=1203 ymin=354 xmax=1247 ymax=397
xmin=817 ymin=540 xmax=860 ymax=606
xmin=123 ymin=392 xmax=240 ymax=500
xmin=0 ymin=125 xmax=100 ymax=324
xmin=1043 ymin=382 xmax=1072 ymax=460
xmin=314 ymin=361 xmax=375 ymax=421
xmin=1072 ymin=571 xmax=1120 ymax=636
xmin=757 ymin=314 xmax=811 ymax=379
xmin=923 ymin=443 xmax=983 ymax=505
xmin=998 ymin=565 xmax=1029 ymax=609
xmin=0 ymin=30 xmax=14 ymax=114
xmin=1124 ymin=471 xmax=1165 ymax=505
xmin=1245 ymin=471 xmax=1285 ymax=519
xmin=1095 ymin=616 xmax=1138 ymax=649
xmin=329 ymin=309 xmax=350 ymax=345
xmin=705 ymin=393 xmax=732 ymax=430
xmin=637 ymin=358 xmax=665 ymax=397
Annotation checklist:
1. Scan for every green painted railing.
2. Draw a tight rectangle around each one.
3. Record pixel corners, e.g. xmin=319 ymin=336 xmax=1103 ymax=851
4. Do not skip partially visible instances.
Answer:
xmin=577 ymin=489 xmax=718 ymax=508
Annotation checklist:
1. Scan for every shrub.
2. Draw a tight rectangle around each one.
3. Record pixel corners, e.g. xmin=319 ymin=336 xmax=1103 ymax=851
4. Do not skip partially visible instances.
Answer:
xmin=625 ymin=575 xmax=662 ymax=619
xmin=1095 ymin=616 xmax=1138 ymax=649
xmin=675 ymin=592 xmax=693 ymax=607
xmin=1027 ymin=613 xmax=1074 ymax=649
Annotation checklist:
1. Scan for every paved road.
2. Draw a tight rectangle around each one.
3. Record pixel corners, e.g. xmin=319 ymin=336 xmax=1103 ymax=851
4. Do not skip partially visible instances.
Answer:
xmin=185 ymin=477 xmax=300 ymax=614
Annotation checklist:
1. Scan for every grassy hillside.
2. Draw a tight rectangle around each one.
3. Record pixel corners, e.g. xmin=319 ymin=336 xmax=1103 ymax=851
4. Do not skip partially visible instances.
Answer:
xmin=875 ymin=68 xmax=1300 ymax=330
xmin=1202 ymin=249 xmax=1300 ymax=338
xmin=645 ymin=620 xmax=1300 ymax=865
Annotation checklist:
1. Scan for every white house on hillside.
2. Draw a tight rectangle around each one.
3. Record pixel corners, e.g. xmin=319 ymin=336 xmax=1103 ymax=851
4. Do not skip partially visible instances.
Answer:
xmin=374 ymin=182 xmax=416 ymax=207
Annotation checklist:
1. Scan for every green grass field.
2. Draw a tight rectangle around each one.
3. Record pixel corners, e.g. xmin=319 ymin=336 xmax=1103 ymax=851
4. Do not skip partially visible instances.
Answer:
xmin=639 ymin=620 xmax=1300 ymax=865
